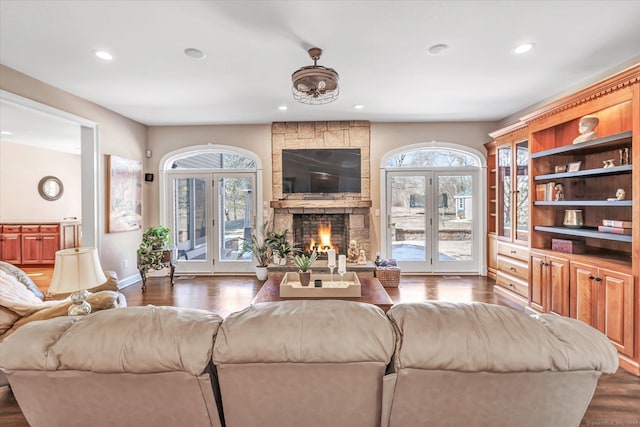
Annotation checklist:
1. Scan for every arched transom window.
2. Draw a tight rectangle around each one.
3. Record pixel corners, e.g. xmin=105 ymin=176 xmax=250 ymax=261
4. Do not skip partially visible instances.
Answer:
xmin=385 ymin=148 xmax=481 ymax=168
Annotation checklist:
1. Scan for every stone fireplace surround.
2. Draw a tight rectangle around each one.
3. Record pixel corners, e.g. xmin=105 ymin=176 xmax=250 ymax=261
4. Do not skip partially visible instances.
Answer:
xmin=271 ymin=121 xmax=373 ymax=257
xmin=271 ymin=200 xmax=372 ymax=258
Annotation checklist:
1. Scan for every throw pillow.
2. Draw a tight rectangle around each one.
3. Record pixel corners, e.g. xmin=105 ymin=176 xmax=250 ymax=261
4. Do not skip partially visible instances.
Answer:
xmin=0 ymin=306 xmax=20 ymax=336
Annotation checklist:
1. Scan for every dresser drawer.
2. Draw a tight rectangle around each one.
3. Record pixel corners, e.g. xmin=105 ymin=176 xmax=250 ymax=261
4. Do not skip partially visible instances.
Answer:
xmin=496 ymin=271 xmax=528 ymax=298
xmin=497 ymin=255 xmax=529 ymax=281
xmin=40 ymin=225 xmax=60 ymax=233
xmin=497 ymin=241 xmax=528 ymax=262
xmin=2 ymin=225 xmax=21 ymax=233
xmin=21 ymin=225 xmax=40 ymax=233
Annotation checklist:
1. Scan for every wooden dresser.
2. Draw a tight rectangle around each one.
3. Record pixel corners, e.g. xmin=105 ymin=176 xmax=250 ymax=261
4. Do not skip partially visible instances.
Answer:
xmin=0 ymin=220 xmax=81 ymax=265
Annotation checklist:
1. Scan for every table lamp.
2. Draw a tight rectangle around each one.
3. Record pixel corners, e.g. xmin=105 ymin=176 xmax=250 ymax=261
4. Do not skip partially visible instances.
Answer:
xmin=48 ymin=247 xmax=107 ymax=316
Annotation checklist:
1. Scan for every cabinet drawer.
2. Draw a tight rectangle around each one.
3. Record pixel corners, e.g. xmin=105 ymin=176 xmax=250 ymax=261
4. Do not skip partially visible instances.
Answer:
xmin=40 ymin=225 xmax=59 ymax=233
xmin=21 ymin=225 xmax=40 ymax=233
xmin=497 ymin=241 xmax=528 ymax=262
xmin=496 ymin=271 xmax=528 ymax=298
xmin=497 ymin=255 xmax=529 ymax=281
xmin=2 ymin=225 xmax=21 ymax=233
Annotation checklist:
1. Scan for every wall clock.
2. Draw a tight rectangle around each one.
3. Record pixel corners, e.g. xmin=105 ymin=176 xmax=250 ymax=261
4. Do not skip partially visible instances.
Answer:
xmin=38 ymin=176 xmax=64 ymax=201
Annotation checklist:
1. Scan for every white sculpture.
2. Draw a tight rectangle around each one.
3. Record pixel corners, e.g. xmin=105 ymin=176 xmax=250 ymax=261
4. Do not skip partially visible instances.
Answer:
xmin=347 ymin=240 xmax=359 ymax=263
xmin=573 ymin=115 xmax=599 ymax=144
xmin=357 ymin=249 xmax=367 ymax=265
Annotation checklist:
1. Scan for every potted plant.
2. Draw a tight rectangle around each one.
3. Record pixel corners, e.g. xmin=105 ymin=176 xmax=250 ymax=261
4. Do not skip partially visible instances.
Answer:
xmin=293 ymin=251 xmax=318 ymax=287
xmin=266 ymin=229 xmax=295 ymax=265
xmin=137 ymin=226 xmax=171 ymax=276
xmin=238 ymin=223 xmax=271 ymax=280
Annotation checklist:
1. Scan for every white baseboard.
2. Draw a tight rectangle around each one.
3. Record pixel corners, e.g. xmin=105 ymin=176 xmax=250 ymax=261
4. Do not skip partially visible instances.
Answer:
xmin=118 ymin=273 xmax=141 ymax=289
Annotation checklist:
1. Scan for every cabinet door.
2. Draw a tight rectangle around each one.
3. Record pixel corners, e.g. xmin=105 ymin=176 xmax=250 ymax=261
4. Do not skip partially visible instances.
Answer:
xmin=41 ymin=233 xmax=59 ymax=263
xmin=598 ymin=268 xmax=634 ymax=357
xmin=547 ymin=256 xmax=569 ymax=317
xmin=497 ymin=145 xmax=512 ymax=240
xmin=0 ymin=233 xmax=21 ymax=263
xmin=570 ymin=261 xmax=598 ymax=327
xmin=514 ymin=140 xmax=528 ymax=243
xmin=488 ymin=235 xmax=497 ymax=272
xmin=529 ymin=253 xmax=545 ymax=312
xmin=21 ymin=234 xmax=42 ymax=264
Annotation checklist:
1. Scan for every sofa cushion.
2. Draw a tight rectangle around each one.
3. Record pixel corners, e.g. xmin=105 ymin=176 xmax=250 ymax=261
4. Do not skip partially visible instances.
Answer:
xmin=0 ymin=306 xmax=20 ymax=336
xmin=44 ymin=270 xmax=120 ymax=300
xmin=0 ymin=261 xmax=43 ymax=300
xmin=213 ymin=300 xmax=395 ymax=364
xmin=0 ymin=305 xmax=223 ymax=376
xmin=386 ymin=301 xmax=618 ymax=373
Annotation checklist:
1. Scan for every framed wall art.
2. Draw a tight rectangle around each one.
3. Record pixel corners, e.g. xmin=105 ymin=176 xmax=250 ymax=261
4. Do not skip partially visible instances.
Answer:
xmin=107 ymin=155 xmax=142 ymax=233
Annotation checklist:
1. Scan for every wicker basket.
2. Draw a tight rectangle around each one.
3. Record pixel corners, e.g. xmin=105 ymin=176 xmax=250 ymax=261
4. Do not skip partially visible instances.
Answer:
xmin=375 ymin=267 xmax=401 ymax=287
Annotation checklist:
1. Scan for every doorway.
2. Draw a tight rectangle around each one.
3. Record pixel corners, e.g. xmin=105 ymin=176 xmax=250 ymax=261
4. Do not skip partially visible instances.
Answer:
xmin=381 ymin=143 xmax=484 ymax=273
xmin=161 ymin=146 xmax=261 ymax=275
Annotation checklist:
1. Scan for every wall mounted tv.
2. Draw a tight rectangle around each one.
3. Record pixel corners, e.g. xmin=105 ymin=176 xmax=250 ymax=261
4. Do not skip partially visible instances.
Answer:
xmin=282 ymin=148 xmax=361 ymax=194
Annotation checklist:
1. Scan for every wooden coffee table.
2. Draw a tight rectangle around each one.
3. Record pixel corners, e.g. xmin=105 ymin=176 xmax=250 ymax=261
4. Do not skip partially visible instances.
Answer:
xmin=251 ymin=277 xmax=394 ymax=313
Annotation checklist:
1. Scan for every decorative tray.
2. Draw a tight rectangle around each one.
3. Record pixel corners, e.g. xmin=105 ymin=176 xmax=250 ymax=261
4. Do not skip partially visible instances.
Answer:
xmin=279 ymin=272 xmax=362 ymax=297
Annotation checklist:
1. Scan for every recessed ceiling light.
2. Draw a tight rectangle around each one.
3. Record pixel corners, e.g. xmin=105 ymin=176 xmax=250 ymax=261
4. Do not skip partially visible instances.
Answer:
xmin=184 ymin=48 xmax=206 ymax=60
xmin=427 ymin=44 xmax=448 ymax=56
xmin=353 ymin=104 xmax=364 ymax=110
xmin=1 ymin=131 xmax=12 ymax=135
xmin=278 ymin=105 xmax=288 ymax=111
xmin=92 ymin=49 xmax=113 ymax=61
xmin=514 ymin=42 xmax=535 ymax=54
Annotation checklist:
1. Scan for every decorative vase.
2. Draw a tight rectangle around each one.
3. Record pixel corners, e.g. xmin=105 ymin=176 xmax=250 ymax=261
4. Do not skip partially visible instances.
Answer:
xmin=279 ymin=256 xmax=287 ymax=266
xmin=299 ymin=271 xmax=311 ymax=287
xmin=255 ymin=266 xmax=268 ymax=281
xmin=563 ymin=210 xmax=584 ymax=229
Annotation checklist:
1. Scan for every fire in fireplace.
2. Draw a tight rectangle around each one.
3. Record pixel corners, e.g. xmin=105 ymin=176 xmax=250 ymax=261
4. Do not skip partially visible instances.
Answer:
xmin=293 ymin=214 xmax=348 ymax=257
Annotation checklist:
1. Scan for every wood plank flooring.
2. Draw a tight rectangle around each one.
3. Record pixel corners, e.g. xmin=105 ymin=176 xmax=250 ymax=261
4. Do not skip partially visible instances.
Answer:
xmin=1 ymin=274 xmax=638 ymax=426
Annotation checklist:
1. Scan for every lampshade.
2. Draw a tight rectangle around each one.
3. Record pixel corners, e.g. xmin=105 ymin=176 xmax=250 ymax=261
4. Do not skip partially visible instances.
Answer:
xmin=291 ymin=47 xmax=339 ymax=105
xmin=48 ymin=247 xmax=107 ymax=294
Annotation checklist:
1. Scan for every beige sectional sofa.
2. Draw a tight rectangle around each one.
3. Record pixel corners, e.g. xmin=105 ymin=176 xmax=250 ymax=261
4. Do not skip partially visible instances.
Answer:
xmin=0 ymin=300 xmax=618 ymax=427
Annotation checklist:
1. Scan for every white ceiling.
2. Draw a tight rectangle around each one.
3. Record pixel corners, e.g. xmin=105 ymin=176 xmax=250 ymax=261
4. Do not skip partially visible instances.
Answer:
xmin=1 ymin=0 xmax=640 ymax=128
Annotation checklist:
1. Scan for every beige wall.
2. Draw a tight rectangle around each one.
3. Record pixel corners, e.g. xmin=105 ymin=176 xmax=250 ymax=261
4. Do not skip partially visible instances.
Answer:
xmin=0 ymin=141 xmax=82 ymax=220
xmin=0 ymin=65 xmax=147 ymax=279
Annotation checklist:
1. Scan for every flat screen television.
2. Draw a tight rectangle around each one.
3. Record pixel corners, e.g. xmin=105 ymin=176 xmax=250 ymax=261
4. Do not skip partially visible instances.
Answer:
xmin=282 ymin=148 xmax=361 ymax=194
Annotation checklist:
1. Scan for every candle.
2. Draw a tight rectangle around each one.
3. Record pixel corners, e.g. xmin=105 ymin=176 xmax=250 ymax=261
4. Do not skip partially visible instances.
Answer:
xmin=338 ymin=254 xmax=346 ymax=272
xmin=328 ymin=249 xmax=336 ymax=266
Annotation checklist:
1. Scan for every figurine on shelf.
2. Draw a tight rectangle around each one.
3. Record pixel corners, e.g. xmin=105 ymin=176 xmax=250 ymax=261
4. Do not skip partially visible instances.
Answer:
xmin=616 ymin=188 xmax=626 ymax=200
xmin=573 ymin=115 xmax=599 ymax=144
xmin=347 ymin=239 xmax=359 ymax=263
xmin=554 ymin=183 xmax=565 ymax=201
xmin=602 ymin=159 xmax=615 ymax=168
xmin=357 ymin=249 xmax=367 ymax=265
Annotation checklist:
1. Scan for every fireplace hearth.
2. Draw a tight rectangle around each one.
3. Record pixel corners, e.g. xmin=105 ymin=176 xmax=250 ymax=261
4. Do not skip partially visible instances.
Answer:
xmin=293 ymin=214 xmax=347 ymax=257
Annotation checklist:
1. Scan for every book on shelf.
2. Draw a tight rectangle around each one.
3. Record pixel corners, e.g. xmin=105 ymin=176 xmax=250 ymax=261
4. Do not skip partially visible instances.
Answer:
xmin=597 ymin=225 xmax=632 ymax=235
xmin=602 ymin=219 xmax=632 ymax=228
xmin=535 ymin=182 xmax=556 ymax=201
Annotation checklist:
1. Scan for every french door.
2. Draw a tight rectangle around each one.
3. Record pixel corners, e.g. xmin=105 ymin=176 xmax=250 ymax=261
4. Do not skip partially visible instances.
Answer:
xmin=385 ymin=169 xmax=479 ymax=273
xmin=168 ymin=171 xmax=256 ymax=274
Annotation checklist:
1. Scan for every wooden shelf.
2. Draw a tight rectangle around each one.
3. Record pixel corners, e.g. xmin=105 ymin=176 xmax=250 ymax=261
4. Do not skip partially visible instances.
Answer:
xmin=534 ymin=200 xmax=632 ymax=207
xmin=531 ymin=131 xmax=632 ymax=158
xmin=535 ymin=164 xmax=632 ymax=181
xmin=534 ymin=226 xmax=633 ymax=242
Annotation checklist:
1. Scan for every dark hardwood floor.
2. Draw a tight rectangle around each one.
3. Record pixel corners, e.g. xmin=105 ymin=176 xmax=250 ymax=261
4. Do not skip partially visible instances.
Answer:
xmin=1 ymin=274 xmax=638 ymax=426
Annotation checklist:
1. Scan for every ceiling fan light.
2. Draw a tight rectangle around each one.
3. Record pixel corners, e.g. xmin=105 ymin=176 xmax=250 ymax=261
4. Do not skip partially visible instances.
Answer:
xmin=291 ymin=48 xmax=339 ymax=105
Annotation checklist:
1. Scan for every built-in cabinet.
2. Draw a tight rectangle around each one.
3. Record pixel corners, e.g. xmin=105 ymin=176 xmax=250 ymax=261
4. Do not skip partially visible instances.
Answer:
xmin=486 ymin=65 xmax=639 ymax=375
xmin=0 ymin=221 xmax=81 ymax=265
xmin=485 ymin=123 xmax=529 ymax=304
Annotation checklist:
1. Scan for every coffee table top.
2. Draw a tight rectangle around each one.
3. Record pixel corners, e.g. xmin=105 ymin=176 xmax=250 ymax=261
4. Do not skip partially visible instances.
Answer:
xmin=252 ymin=276 xmax=394 ymax=312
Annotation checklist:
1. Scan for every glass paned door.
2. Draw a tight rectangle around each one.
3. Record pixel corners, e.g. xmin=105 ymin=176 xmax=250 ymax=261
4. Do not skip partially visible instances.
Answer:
xmin=433 ymin=172 xmax=477 ymax=272
xmin=214 ymin=173 xmax=256 ymax=273
xmin=497 ymin=145 xmax=512 ymax=239
xmin=515 ymin=141 xmax=529 ymax=242
xmin=386 ymin=172 xmax=429 ymax=272
xmin=172 ymin=174 xmax=210 ymax=273
xmin=385 ymin=170 xmax=479 ymax=273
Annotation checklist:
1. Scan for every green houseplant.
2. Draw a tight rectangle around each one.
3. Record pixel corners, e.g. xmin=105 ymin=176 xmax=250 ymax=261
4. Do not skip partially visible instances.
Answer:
xmin=265 ymin=229 xmax=296 ymax=265
xmin=293 ymin=252 xmax=318 ymax=287
xmin=137 ymin=226 xmax=171 ymax=276
xmin=238 ymin=223 xmax=271 ymax=280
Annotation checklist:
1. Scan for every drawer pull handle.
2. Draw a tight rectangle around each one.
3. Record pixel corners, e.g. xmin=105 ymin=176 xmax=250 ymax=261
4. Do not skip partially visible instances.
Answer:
xmin=589 ymin=275 xmax=595 ymax=280
xmin=510 ymin=250 xmax=517 ymax=254
xmin=510 ymin=267 xmax=516 ymax=271
xmin=595 ymin=277 xmax=602 ymax=282
xmin=509 ymin=283 xmax=514 ymax=288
